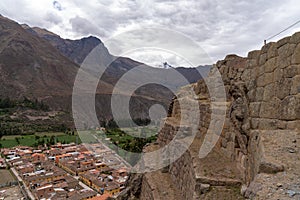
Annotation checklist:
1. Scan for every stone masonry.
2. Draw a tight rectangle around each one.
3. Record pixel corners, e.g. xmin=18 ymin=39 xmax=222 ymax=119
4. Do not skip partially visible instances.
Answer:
xmin=118 ymin=32 xmax=300 ymax=200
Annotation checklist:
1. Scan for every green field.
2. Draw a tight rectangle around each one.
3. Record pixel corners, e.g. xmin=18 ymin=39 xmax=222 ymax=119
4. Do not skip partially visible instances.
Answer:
xmin=0 ymin=132 xmax=81 ymax=148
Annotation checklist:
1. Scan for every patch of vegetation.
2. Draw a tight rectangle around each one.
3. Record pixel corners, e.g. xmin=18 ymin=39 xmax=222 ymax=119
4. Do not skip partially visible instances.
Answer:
xmin=0 ymin=122 xmax=68 ymax=136
xmin=0 ymin=133 xmax=81 ymax=148
xmin=0 ymin=97 xmax=49 ymax=111
xmin=105 ymin=128 xmax=157 ymax=153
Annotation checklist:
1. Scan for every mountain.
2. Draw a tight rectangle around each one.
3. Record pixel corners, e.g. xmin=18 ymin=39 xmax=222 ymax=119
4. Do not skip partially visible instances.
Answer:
xmin=0 ymin=15 xmax=210 ymax=129
xmin=21 ymin=25 xmax=111 ymax=65
xmin=0 ymin=15 xmax=76 ymax=106
xmin=22 ymin=24 xmax=210 ymax=84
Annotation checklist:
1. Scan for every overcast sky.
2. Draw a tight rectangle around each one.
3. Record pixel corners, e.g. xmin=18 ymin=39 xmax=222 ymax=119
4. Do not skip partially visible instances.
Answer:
xmin=0 ymin=0 xmax=300 ymax=66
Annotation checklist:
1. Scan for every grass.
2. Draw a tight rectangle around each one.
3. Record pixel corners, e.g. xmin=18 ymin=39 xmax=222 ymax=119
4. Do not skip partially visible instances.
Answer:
xmin=0 ymin=132 xmax=81 ymax=148
xmin=34 ymin=132 xmax=66 ymax=137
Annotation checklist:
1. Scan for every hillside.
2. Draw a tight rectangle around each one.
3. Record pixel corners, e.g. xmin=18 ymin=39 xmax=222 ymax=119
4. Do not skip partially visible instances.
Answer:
xmin=21 ymin=24 xmax=111 ymax=65
xmin=0 ymin=15 xmax=212 ymax=132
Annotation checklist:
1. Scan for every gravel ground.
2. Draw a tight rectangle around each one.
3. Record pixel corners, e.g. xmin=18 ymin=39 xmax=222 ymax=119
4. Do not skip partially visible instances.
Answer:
xmin=0 ymin=186 xmax=24 ymax=200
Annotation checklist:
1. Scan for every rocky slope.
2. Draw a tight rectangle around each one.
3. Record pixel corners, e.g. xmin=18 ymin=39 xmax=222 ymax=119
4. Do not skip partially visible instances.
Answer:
xmin=21 ymin=24 xmax=110 ymax=65
xmin=119 ymin=32 xmax=300 ymax=199
xmin=0 ymin=15 xmax=79 ymax=109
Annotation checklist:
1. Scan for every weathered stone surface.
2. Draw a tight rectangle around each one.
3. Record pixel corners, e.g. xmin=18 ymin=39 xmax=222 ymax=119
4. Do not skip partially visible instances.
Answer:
xmin=196 ymin=183 xmax=210 ymax=194
xmin=250 ymin=118 xmax=260 ymax=129
xmin=283 ymin=65 xmax=300 ymax=78
xmin=248 ymin=50 xmax=261 ymax=59
xmin=279 ymin=95 xmax=299 ymax=120
xmin=291 ymin=43 xmax=300 ymax=64
xmin=276 ymin=36 xmax=290 ymax=48
xmin=263 ymin=83 xmax=275 ymax=101
xmin=264 ymin=57 xmax=277 ymax=73
xmin=254 ymin=87 xmax=264 ymax=102
xmin=267 ymin=43 xmax=278 ymax=59
xmin=258 ymin=53 xmax=267 ymax=66
xmin=287 ymin=120 xmax=300 ymax=130
xmin=249 ymin=102 xmax=261 ymax=117
xmin=117 ymin=173 xmax=143 ymax=200
xmin=258 ymin=118 xmax=278 ymax=130
xmin=259 ymin=161 xmax=284 ymax=174
xmin=274 ymin=78 xmax=292 ymax=100
xmin=273 ymin=67 xmax=283 ymax=81
xmin=290 ymin=32 xmax=300 ymax=44
xmin=259 ymin=97 xmax=280 ymax=119
xmin=290 ymin=75 xmax=300 ymax=95
xmin=130 ymin=32 xmax=300 ymax=200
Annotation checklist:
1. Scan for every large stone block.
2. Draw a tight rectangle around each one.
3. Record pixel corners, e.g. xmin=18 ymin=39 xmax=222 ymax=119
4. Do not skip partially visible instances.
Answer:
xmin=256 ymin=74 xmax=265 ymax=87
xmin=249 ymin=102 xmax=261 ymax=118
xmin=276 ymin=36 xmax=291 ymax=48
xmin=258 ymin=53 xmax=267 ymax=66
xmin=264 ymin=72 xmax=275 ymax=86
xmin=251 ymin=118 xmax=260 ymax=129
xmin=278 ymin=43 xmax=291 ymax=58
xmin=247 ymin=89 xmax=256 ymax=102
xmin=283 ymin=65 xmax=300 ymax=78
xmin=291 ymin=43 xmax=300 ymax=64
xmin=264 ymin=57 xmax=278 ymax=73
xmin=263 ymin=83 xmax=275 ymax=101
xmin=287 ymin=120 xmax=300 ymax=130
xmin=274 ymin=78 xmax=292 ymax=100
xmin=241 ymin=68 xmax=251 ymax=82
xmin=290 ymin=32 xmax=300 ymax=44
xmin=279 ymin=95 xmax=299 ymax=120
xmin=258 ymin=119 xmax=278 ymax=130
xmin=247 ymin=50 xmax=261 ymax=59
xmin=290 ymin=75 xmax=300 ymax=95
xmin=273 ymin=67 xmax=283 ymax=82
xmin=255 ymin=87 xmax=264 ymax=102
xmin=267 ymin=43 xmax=278 ymax=59
xmin=259 ymin=97 xmax=281 ymax=119
xmin=278 ymin=55 xmax=292 ymax=69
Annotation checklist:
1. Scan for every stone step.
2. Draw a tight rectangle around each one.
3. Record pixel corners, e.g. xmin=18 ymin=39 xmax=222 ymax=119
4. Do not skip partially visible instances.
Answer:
xmin=196 ymin=175 xmax=242 ymax=187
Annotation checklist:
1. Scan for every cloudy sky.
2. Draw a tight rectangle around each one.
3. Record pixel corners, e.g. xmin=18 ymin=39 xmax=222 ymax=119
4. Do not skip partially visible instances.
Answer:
xmin=0 ymin=0 xmax=299 ymax=66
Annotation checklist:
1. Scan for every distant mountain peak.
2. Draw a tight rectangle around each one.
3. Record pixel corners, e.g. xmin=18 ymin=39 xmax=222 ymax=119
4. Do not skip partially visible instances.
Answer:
xmin=22 ymin=24 xmax=106 ymax=65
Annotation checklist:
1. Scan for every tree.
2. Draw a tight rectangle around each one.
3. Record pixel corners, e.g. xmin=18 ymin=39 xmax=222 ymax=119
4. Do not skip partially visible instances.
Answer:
xmin=49 ymin=136 xmax=55 ymax=145
xmin=15 ymin=137 xmax=20 ymax=145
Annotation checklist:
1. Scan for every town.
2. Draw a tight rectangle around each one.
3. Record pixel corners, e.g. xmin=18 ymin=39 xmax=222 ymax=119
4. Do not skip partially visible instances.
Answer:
xmin=0 ymin=141 xmax=130 ymax=200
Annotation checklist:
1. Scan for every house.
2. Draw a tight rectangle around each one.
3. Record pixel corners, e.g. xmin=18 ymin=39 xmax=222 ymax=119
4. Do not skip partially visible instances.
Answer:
xmin=35 ymin=184 xmax=54 ymax=199
xmin=90 ymin=193 xmax=112 ymax=200
xmin=17 ymin=163 xmax=34 ymax=174
xmin=104 ymin=182 xmax=120 ymax=196
xmin=32 ymin=153 xmax=46 ymax=163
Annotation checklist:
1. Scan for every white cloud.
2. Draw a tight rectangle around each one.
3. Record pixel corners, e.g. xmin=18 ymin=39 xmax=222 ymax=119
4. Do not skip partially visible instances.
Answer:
xmin=0 ymin=0 xmax=299 ymax=65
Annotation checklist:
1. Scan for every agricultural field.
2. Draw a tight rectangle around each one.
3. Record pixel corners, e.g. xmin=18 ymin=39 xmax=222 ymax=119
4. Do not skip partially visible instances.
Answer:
xmin=0 ymin=132 xmax=81 ymax=148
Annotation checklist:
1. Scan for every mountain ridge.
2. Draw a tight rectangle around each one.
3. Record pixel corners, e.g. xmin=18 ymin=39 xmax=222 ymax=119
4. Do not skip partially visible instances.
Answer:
xmin=0 ymin=15 xmax=210 ymax=128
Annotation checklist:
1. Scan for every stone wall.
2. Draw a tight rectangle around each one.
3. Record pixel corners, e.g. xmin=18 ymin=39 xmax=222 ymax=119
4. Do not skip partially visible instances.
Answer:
xmin=119 ymin=32 xmax=300 ymax=200
xmin=169 ymin=149 xmax=195 ymax=200
xmin=242 ymin=34 xmax=300 ymax=131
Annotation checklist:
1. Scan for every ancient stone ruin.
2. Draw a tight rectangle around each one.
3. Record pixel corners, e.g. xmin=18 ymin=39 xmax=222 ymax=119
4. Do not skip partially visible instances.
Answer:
xmin=118 ymin=32 xmax=300 ymax=200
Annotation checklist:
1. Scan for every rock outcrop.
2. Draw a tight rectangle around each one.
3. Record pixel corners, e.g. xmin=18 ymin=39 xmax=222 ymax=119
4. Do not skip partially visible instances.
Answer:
xmin=119 ymin=32 xmax=300 ymax=199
